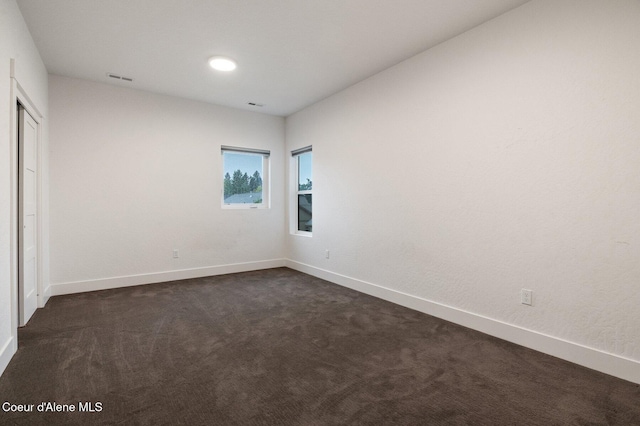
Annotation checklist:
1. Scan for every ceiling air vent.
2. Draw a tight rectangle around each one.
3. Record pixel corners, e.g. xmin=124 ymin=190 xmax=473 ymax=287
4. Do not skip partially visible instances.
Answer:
xmin=107 ymin=73 xmax=134 ymax=82
xmin=247 ymin=102 xmax=264 ymax=107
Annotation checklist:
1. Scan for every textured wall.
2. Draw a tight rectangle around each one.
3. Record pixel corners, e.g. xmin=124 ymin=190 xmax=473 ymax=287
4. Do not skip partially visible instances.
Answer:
xmin=286 ymin=0 xmax=640 ymax=363
xmin=0 ymin=0 xmax=49 ymax=372
xmin=49 ymin=75 xmax=285 ymax=286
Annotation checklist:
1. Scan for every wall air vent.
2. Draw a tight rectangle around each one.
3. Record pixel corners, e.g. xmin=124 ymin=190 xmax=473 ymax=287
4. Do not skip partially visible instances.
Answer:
xmin=247 ymin=102 xmax=265 ymax=107
xmin=106 ymin=73 xmax=134 ymax=82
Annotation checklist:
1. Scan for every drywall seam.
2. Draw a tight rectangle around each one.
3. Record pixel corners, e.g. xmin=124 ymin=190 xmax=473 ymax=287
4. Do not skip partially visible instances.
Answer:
xmin=285 ymin=259 xmax=640 ymax=385
xmin=0 ymin=336 xmax=16 ymax=378
xmin=51 ymin=259 xmax=286 ymax=296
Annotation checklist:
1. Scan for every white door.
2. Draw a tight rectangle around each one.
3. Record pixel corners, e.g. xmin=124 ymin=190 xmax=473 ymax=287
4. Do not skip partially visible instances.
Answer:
xmin=19 ymin=107 xmax=38 ymax=326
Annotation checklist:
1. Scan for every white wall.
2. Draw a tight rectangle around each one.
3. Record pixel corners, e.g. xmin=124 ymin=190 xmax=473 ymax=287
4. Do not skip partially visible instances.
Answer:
xmin=49 ymin=75 xmax=285 ymax=293
xmin=285 ymin=0 xmax=640 ymax=383
xmin=0 ymin=0 xmax=49 ymax=376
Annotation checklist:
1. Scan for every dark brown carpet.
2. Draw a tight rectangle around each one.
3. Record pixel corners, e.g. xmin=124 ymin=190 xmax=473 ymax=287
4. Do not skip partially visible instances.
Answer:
xmin=0 ymin=268 xmax=638 ymax=425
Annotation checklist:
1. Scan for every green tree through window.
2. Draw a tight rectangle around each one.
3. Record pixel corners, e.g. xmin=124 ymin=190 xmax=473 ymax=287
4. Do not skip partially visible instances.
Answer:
xmin=225 ymin=169 xmax=262 ymax=198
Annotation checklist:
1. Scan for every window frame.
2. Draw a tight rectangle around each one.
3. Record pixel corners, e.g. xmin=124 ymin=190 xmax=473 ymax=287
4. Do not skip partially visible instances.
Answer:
xmin=292 ymin=146 xmax=312 ymax=235
xmin=221 ymin=146 xmax=270 ymax=209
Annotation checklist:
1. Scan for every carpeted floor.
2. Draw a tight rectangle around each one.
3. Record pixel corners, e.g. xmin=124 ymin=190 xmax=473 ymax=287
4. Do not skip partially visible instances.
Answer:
xmin=0 ymin=268 xmax=638 ymax=425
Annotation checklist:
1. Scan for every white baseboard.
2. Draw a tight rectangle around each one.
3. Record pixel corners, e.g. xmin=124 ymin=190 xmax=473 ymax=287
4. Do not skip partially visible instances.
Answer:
xmin=42 ymin=284 xmax=51 ymax=305
xmin=38 ymin=284 xmax=52 ymax=308
xmin=285 ymin=259 xmax=640 ymax=385
xmin=51 ymin=259 xmax=286 ymax=296
xmin=0 ymin=336 xmax=16 ymax=378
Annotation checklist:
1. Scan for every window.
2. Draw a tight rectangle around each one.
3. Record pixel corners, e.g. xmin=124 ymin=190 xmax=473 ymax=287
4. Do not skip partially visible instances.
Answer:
xmin=292 ymin=146 xmax=312 ymax=233
xmin=222 ymin=146 xmax=269 ymax=208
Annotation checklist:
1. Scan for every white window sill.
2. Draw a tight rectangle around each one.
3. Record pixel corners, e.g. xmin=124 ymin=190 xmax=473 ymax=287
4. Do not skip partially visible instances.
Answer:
xmin=222 ymin=204 xmax=267 ymax=210
xmin=292 ymin=231 xmax=312 ymax=237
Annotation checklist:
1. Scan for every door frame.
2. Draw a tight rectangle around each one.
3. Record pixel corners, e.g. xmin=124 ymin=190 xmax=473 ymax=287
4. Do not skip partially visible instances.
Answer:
xmin=9 ymin=58 xmax=45 ymax=342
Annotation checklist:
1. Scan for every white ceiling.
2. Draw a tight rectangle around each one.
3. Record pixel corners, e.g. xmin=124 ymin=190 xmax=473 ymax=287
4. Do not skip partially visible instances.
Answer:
xmin=17 ymin=0 xmax=530 ymax=116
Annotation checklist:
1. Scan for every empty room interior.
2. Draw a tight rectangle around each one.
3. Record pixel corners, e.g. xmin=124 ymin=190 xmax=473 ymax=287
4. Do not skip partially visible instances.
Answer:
xmin=1 ymin=0 xmax=640 ymax=424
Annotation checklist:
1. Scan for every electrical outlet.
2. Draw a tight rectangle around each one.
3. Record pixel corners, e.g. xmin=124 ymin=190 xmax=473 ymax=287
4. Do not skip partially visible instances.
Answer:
xmin=521 ymin=289 xmax=532 ymax=306
xmin=325 ymin=250 xmax=330 ymax=259
xmin=173 ymin=249 xmax=179 ymax=258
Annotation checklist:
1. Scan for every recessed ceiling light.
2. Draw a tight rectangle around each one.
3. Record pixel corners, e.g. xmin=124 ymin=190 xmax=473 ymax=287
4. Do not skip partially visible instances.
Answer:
xmin=208 ymin=56 xmax=237 ymax=72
